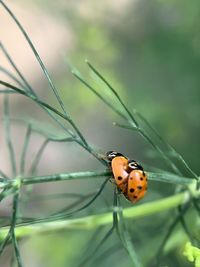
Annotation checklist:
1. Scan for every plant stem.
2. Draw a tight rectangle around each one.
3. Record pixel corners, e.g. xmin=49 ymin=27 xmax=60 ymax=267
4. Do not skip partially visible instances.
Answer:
xmin=1 ymin=190 xmax=198 ymax=241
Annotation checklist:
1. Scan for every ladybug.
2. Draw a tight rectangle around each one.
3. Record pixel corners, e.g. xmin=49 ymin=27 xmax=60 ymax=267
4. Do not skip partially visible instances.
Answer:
xmin=106 ymin=151 xmax=129 ymax=194
xmin=125 ymin=160 xmax=148 ymax=203
xmin=106 ymin=151 xmax=147 ymax=204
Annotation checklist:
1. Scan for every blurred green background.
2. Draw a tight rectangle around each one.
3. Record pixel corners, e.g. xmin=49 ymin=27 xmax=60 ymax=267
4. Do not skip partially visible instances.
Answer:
xmin=0 ymin=0 xmax=199 ymax=266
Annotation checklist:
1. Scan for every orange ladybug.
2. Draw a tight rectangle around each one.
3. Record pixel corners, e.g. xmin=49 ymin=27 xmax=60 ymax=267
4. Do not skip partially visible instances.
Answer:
xmin=126 ymin=160 xmax=148 ymax=203
xmin=107 ymin=151 xmax=147 ymax=204
xmin=106 ymin=151 xmax=129 ymax=194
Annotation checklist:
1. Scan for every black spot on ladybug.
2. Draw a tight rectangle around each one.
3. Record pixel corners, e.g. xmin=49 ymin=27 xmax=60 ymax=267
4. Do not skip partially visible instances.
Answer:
xmin=137 ymin=185 xmax=142 ymax=190
xmin=140 ymin=177 xmax=144 ymax=181
xmin=130 ymin=177 xmax=133 ymax=180
xmin=133 ymin=196 xmax=137 ymax=199
xmin=130 ymin=188 xmax=135 ymax=193
xmin=118 ymin=176 xmax=123 ymax=180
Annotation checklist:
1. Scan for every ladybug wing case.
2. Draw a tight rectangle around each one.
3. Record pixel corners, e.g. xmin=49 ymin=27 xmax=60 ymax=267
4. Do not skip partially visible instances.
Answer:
xmin=111 ymin=156 xmax=129 ymax=193
xmin=127 ymin=170 xmax=147 ymax=203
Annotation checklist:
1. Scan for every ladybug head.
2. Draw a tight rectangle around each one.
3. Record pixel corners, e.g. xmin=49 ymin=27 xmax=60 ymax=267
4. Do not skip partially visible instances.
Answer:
xmin=128 ymin=160 xmax=144 ymax=171
xmin=106 ymin=151 xmax=124 ymax=161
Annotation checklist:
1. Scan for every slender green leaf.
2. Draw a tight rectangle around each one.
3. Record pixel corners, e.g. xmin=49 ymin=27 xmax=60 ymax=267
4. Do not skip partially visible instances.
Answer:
xmin=0 ymin=42 xmax=34 ymax=95
xmin=20 ymin=124 xmax=32 ymax=175
xmin=135 ymin=110 xmax=198 ymax=179
xmin=86 ymin=61 xmax=139 ymax=127
xmin=148 ymin=172 xmax=193 ymax=184
xmin=0 ymin=65 xmax=26 ymax=89
xmin=11 ymin=193 xmax=24 ymax=267
xmin=3 ymin=95 xmax=17 ymax=177
xmin=0 ymin=2 xmax=66 ymax=114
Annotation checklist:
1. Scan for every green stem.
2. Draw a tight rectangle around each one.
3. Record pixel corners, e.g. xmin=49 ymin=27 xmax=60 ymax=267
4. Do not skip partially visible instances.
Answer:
xmin=21 ymin=170 xmax=111 ymax=185
xmin=0 ymin=170 xmax=194 ymax=191
xmin=1 ymin=190 xmax=198 ymax=241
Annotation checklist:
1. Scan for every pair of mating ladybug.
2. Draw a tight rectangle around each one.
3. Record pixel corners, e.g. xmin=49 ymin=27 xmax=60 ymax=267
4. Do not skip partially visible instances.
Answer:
xmin=106 ymin=151 xmax=147 ymax=203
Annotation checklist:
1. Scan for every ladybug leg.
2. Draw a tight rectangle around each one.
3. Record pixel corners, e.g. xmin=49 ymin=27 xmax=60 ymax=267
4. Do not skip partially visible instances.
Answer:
xmin=118 ymin=180 xmax=128 ymax=195
xmin=110 ymin=177 xmax=127 ymax=194
xmin=116 ymin=188 xmax=125 ymax=195
xmin=114 ymin=173 xmax=128 ymax=195
xmin=109 ymin=178 xmax=116 ymax=184
xmin=114 ymin=186 xmax=123 ymax=195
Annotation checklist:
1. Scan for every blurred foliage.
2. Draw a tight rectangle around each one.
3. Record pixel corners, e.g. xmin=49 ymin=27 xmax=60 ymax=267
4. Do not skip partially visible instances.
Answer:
xmin=22 ymin=0 xmax=200 ymax=172
xmin=1 ymin=0 xmax=200 ymax=267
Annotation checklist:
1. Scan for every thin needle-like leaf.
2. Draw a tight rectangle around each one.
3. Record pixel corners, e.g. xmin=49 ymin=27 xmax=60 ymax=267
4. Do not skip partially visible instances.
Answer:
xmin=135 ymin=111 xmax=198 ymax=178
xmin=0 ymin=80 xmax=89 ymax=147
xmin=29 ymin=139 xmax=49 ymax=175
xmin=148 ymin=171 xmax=193 ymax=184
xmin=0 ymin=2 xmax=66 ymax=115
xmin=177 ymin=205 xmax=197 ymax=243
xmin=0 ymin=66 xmax=26 ymax=89
xmin=0 ymin=185 xmax=21 ymax=260
xmin=78 ymin=63 xmax=183 ymax=175
xmin=72 ymin=70 xmax=127 ymax=120
xmin=11 ymin=193 xmax=23 ymax=267
xmin=156 ymin=203 xmax=190 ymax=266
xmin=48 ymin=177 xmax=110 ymax=221
xmin=0 ymin=228 xmax=11 ymax=256
xmin=22 ymin=177 xmax=110 ymax=224
xmin=1 ymin=82 xmax=107 ymax=167
xmin=50 ymin=193 xmax=96 ymax=217
xmin=29 ymin=135 xmax=77 ymax=176
xmin=0 ymin=187 xmax=17 ymax=202
xmin=113 ymin=121 xmax=183 ymax=175
xmin=86 ymin=61 xmax=139 ymax=127
xmin=77 ymin=226 xmax=114 ymax=267
xmin=20 ymin=124 xmax=32 ymax=175
xmin=0 ymin=33 xmax=95 ymax=169
xmin=116 ymin=194 xmax=142 ymax=267
xmin=0 ymin=42 xmax=35 ymax=95
xmin=139 ymin=129 xmax=182 ymax=175
xmin=0 ymin=89 xmax=17 ymax=94
xmin=3 ymin=95 xmax=17 ymax=177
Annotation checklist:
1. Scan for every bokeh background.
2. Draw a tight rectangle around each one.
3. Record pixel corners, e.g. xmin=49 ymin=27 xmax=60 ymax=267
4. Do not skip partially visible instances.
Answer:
xmin=0 ymin=0 xmax=199 ymax=266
